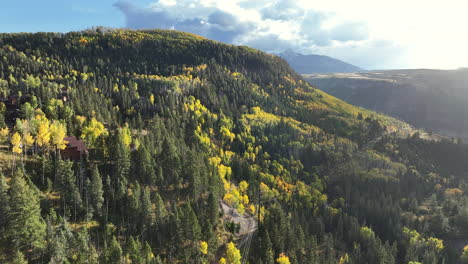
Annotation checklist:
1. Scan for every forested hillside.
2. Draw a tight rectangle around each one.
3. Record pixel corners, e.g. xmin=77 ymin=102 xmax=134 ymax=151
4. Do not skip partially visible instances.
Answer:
xmin=0 ymin=29 xmax=467 ymax=264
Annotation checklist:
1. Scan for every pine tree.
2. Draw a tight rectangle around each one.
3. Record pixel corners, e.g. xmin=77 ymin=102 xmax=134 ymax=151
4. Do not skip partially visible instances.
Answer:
xmin=7 ymin=170 xmax=46 ymax=255
xmin=113 ymin=133 xmax=130 ymax=199
xmin=262 ymin=230 xmax=275 ymax=264
xmin=158 ymin=137 xmax=180 ymax=187
xmin=143 ymin=241 xmax=155 ymax=263
xmin=127 ymin=236 xmax=143 ymax=264
xmin=104 ymin=236 xmax=122 ymax=264
xmin=90 ymin=166 xmax=104 ymax=217
xmin=11 ymin=250 xmax=28 ymax=264
xmin=154 ymin=255 xmax=163 ymax=264
xmin=140 ymin=186 xmax=154 ymax=233
xmin=134 ymin=146 xmax=155 ymax=184
xmin=56 ymin=158 xmax=82 ymax=219
xmin=207 ymin=192 xmax=219 ymax=226
xmin=154 ymin=192 xmax=168 ymax=225
xmin=186 ymin=149 xmax=202 ymax=200
xmin=183 ymin=203 xmax=201 ymax=242
xmin=0 ymin=173 xmax=9 ymax=235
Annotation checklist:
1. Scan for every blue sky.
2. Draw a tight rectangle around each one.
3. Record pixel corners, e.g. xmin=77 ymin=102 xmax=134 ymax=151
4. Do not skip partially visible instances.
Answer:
xmin=0 ymin=0 xmax=129 ymax=33
xmin=2 ymin=0 xmax=468 ymax=70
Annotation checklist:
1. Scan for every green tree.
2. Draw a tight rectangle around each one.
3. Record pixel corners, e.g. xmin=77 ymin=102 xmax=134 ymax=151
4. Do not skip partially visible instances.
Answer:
xmin=127 ymin=236 xmax=143 ymax=264
xmin=140 ymin=186 xmax=154 ymax=232
xmin=113 ymin=132 xmax=130 ymax=199
xmin=104 ymin=236 xmax=122 ymax=264
xmin=0 ymin=173 xmax=9 ymax=235
xmin=134 ymin=146 xmax=155 ymax=184
xmin=90 ymin=166 xmax=104 ymax=217
xmin=56 ymin=158 xmax=82 ymax=219
xmin=7 ymin=170 xmax=46 ymax=255
xmin=154 ymin=192 xmax=168 ymax=225
xmin=158 ymin=138 xmax=181 ymax=187
xmin=10 ymin=250 xmax=28 ymax=264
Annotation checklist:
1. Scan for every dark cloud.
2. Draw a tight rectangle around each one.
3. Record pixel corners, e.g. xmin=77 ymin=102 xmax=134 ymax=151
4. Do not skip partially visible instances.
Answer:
xmin=114 ymin=1 xmax=254 ymax=43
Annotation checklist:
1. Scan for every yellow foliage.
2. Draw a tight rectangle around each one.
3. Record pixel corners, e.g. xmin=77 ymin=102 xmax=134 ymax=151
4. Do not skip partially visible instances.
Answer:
xmin=239 ymin=181 xmax=248 ymax=193
xmin=219 ymin=257 xmax=226 ymax=264
xmin=427 ymin=237 xmax=444 ymax=252
xmin=241 ymin=195 xmax=249 ymax=206
xmin=220 ymin=126 xmax=235 ymax=143
xmin=249 ymin=204 xmax=256 ymax=214
xmin=50 ymin=121 xmax=68 ymax=150
xmin=199 ymin=241 xmax=208 ymax=255
xmin=149 ymin=94 xmax=155 ymax=105
xmin=223 ymin=180 xmax=231 ymax=193
xmin=209 ymin=157 xmax=221 ymax=166
xmin=35 ymin=115 xmax=51 ymax=147
xmin=82 ymin=117 xmax=108 ymax=147
xmin=78 ymin=37 xmax=89 ymax=44
xmin=119 ymin=125 xmax=132 ymax=147
xmin=225 ymin=242 xmax=241 ymax=264
xmin=237 ymin=204 xmax=245 ymax=215
xmin=276 ymin=253 xmax=291 ymax=264
xmin=339 ymin=254 xmax=349 ymax=264
xmin=23 ymin=133 xmax=34 ymax=147
xmin=218 ymin=164 xmax=232 ymax=180
xmin=11 ymin=132 xmax=22 ymax=154
xmin=0 ymin=127 xmax=9 ymax=142
xmin=75 ymin=115 xmax=86 ymax=126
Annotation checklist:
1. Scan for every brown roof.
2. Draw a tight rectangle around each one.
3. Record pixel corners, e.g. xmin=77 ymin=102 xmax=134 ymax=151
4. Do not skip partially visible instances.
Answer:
xmin=64 ymin=136 xmax=87 ymax=152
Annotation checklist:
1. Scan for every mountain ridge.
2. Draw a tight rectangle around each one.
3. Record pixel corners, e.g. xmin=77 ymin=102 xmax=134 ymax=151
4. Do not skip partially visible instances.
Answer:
xmin=278 ymin=49 xmax=363 ymax=74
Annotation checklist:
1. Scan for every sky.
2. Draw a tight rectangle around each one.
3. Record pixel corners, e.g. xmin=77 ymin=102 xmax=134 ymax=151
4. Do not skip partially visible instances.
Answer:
xmin=1 ymin=0 xmax=467 ymax=70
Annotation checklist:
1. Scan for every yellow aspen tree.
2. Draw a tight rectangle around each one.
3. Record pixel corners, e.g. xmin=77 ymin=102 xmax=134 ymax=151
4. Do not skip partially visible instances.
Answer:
xmin=199 ymin=241 xmax=208 ymax=255
xmin=11 ymin=132 xmax=22 ymax=170
xmin=49 ymin=121 xmax=67 ymax=150
xmin=35 ymin=115 xmax=50 ymax=185
xmin=0 ymin=127 xmax=9 ymax=143
xmin=119 ymin=125 xmax=132 ymax=148
xmin=82 ymin=117 xmax=108 ymax=148
xmin=225 ymin=242 xmax=241 ymax=264
xmin=11 ymin=132 xmax=22 ymax=155
xmin=35 ymin=115 xmax=51 ymax=149
xmin=276 ymin=253 xmax=291 ymax=264
xmin=23 ymin=134 xmax=34 ymax=149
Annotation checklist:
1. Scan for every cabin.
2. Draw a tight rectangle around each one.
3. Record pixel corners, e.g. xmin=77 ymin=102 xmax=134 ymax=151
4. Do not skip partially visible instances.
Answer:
xmin=61 ymin=136 xmax=87 ymax=161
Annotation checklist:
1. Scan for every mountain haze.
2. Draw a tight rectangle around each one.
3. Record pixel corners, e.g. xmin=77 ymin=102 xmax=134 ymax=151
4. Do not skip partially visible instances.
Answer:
xmin=305 ymin=69 xmax=468 ymax=140
xmin=279 ymin=49 xmax=363 ymax=74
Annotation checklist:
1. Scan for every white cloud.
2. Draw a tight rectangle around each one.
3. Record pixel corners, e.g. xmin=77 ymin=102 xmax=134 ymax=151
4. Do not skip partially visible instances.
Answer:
xmin=115 ymin=0 xmax=468 ymax=69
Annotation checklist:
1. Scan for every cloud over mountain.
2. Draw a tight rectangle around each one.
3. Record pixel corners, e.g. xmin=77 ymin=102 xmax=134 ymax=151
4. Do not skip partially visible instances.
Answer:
xmin=114 ymin=0 xmax=403 ymax=69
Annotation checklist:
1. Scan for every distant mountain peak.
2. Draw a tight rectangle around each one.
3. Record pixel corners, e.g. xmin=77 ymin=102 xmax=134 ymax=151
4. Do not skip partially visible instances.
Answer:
xmin=278 ymin=50 xmax=363 ymax=74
